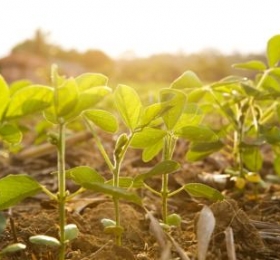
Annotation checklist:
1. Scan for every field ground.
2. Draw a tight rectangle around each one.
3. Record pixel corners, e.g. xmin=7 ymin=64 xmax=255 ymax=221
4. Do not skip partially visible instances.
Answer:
xmin=1 ymin=130 xmax=280 ymax=260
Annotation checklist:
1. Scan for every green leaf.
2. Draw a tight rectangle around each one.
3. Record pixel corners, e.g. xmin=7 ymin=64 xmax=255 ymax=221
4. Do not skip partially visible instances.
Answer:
xmin=66 ymin=166 xmax=105 ymax=186
xmin=75 ymin=73 xmax=108 ymax=91
xmin=0 ymin=75 xmax=9 ymax=121
xmin=29 ymin=235 xmax=61 ymax=247
xmin=9 ymin=79 xmax=32 ymax=96
xmin=184 ymin=183 xmax=224 ymax=201
xmin=261 ymin=74 xmax=280 ymax=93
xmin=138 ymin=103 xmax=170 ymax=127
xmin=267 ymin=35 xmax=280 ymax=67
xmin=174 ymin=103 xmax=204 ymax=130
xmin=0 ymin=174 xmax=42 ymax=210
xmin=114 ymin=85 xmax=143 ymax=130
xmin=64 ymin=224 xmax=79 ymax=241
xmin=260 ymin=125 xmax=280 ymax=144
xmin=1 ymin=243 xmax=26 ymax=254
xmin=240 ymin=83 xmax=261 ymax=97
xmin=241 ymin=146 xmax=263 ymax=171
xmin=0 ymin=212 xmax=6 ymax=234
xmin=0 ymin=123 xmax=22 ymax=144
xmin=160 ymin=88 xmax=186 ymax=130
xmin=176 ymin=125 xmax=219 ymax=142
xmin=66 ymin=86 xmax=112 ymax=121
xmin=187 ymin=88 xmax=207 ymax=102
xmin=130 ymin=127 xmax=166 ymax=148
xmin=134 ymin=160 xmax=180 ymax=182
xmin=171 ymin=70 xmax=203 ymax=89
xmin=233 ymin=60 xmax=267 ymax=71
xmin=81 ymin=182 xmax=142 ymax=205
xmin=270 ymin=68 xmax=280 ymax=78
xmin=84 ymin=109 xmax=118 ymax=133
xmin=211 ymin=75 xmax=247 ymax=88
xmin=105 ymin=177 xmax=143 ymax=188
xmin=186 ymin=141 xmax=224 ymax=162
xmin=142 ymin=140 xmax=163 ymax=162
xmin=5 ymin=85 xmax=53 ymax=120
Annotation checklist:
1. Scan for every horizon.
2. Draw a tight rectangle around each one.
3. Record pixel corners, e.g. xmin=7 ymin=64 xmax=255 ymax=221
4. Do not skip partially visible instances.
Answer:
xmin=1 ymin=0 xmax=280 ymax=59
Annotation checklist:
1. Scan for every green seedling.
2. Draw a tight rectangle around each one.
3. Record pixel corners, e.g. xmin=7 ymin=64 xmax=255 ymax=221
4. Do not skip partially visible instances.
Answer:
xmin=80 ymin=84 xmax=170 ymax=245
xmin=130 ymin=72 xmax=224 ymax=224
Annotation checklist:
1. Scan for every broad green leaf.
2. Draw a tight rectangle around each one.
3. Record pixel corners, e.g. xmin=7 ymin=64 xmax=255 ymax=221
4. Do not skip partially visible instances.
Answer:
xmin=0 ymin=75 xmax=9 ymax=121
xmin=0 ymin=212 xmax=6 ymax=234
xmin=75 ymin=73 xmax=108 ymax=91
xmin=81 ymin=182 xmax=142 ymax=205
xmin=5 ymin=85 xmax=53 ymax=120
xmin=267 ymin=35 xmax=280 ymax=67
xmin=0 ymin=174 xmax=42 ymax=210
xmin=211 ymin=76 xmax=247 ymax=88
xmin=261 ymin=74 xmax=280 ymax=93
xmin=260 ymin=125 xmax=280 ymax=144
xmin=240 ymin=83 xmax=261 ymax=97
xmin=233 ymin=60 xmax=267 ymax=71
xmin=270 ymin=67 xmax=280 ymax=78
xmin=174 ymin=103 xmax=204 ymax=130
xmin=142 ymin=140 xmax=163 ymax=162
xmin=65 ymin=86 xmax=112 ymax=121
xmin=134 ymin=160 xmax=180 ymax=182
xmin=9 ymin=79 xmax=32 ymax=96
xmin=138 ymin=103 xmax=170 ymax=127
xmin=184 ymin=183 xmax=224 ymax=201
xmin=56 ymin=78 xmax=79 ymax=117
xmin=241 ymin=146 xmax=262 ymax=171
xmin=160 ymin=88 xmax=186 ymax=130
xmin=1 ymin=243 xmax=26 ymax=254
xmin=171 ymin=70 xmax=203 ymax=89
xmin=114 ymin=85 xmax=143 ymax=130
xmin=29 ymin=235 xmax=61 ymax=247
xmin=84 ymin=109 xmax=118 ymax=133
xmin=105 ymin=177 xmax=143 ymax=188
xmin=187 ymin=88 xmax=207 ymax=102
xmin=186 ymin=141 xmax=224 ymax=162
xmin=176 ymin=125 xmax=219 ymax=142
xmin=0 ymin=123 xmax=22 ymax=144
xmin=66 ymin=166 xmax=105 ymax=185
xmin=130 ymin=127 xmax=166 ymax=148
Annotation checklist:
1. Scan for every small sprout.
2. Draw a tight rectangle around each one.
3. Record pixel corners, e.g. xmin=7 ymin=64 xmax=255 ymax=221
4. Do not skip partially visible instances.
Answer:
xmin=29 ymin=235 xmax=61 ymax=247
xmin=166 ymin=213 xmax=182 ymax=227
xmin=64 ymin=224 xmax=79 ymax=241
xmin=101 ymin=218 xmax=116 ymax=228
xmin=0 ymin=243 xmax=26 ymax=255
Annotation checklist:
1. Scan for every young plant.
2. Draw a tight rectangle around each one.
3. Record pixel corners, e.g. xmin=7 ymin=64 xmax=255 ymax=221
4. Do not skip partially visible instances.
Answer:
xmin=80 ymin=84 xmax=168 ymax=245
xmin=129 ymin=71 xmax=224 ymax=225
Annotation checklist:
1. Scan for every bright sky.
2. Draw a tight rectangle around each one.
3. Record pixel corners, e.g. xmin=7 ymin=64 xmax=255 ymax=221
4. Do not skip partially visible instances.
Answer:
xmin=1 ymin=0 xmax=280 ymax=59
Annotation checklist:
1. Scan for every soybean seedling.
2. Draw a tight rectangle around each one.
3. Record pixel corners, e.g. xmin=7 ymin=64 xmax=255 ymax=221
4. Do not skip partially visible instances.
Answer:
xmin=130 ymin=71 xmax=224 ymax=225
xmin=80 ymin=84 xmax=170 ymax=245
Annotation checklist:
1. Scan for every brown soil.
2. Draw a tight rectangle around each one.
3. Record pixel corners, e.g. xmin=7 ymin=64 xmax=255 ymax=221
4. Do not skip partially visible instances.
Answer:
xmin=1 ymin=135 xmax=280 ymax=260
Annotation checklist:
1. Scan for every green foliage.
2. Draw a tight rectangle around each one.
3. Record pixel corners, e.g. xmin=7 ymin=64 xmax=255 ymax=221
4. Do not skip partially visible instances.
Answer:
xmin=0 ymin=175 xmax=42 ymax=210
xmin=114 ymin=84 xmax=143 ymax=130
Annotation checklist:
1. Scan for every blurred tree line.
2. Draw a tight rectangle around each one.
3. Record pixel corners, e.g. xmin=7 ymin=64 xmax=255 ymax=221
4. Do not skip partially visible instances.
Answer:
xmin=10 ymin=29 xmax=265 ymax=84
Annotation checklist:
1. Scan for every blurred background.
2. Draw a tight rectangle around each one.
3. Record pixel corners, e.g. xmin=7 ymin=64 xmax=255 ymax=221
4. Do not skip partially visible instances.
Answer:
xmin=0 ymin=0 xmax=279 ymax=87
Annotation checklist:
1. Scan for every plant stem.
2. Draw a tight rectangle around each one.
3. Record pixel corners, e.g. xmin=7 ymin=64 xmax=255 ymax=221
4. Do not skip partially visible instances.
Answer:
xmin=57 ymin=122 xmax=66 ymax=260
xmin=161 ymin=134 xmax=176 ymax=223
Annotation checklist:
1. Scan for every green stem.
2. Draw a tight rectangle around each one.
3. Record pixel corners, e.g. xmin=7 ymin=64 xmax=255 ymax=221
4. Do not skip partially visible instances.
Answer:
xmin=84 ymin=118 xmax=114 ymax=172
xmin=57 ymin=123 xmax=66 ymax=260
xmin=161 ymin=134 xmax=176 ymax=223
